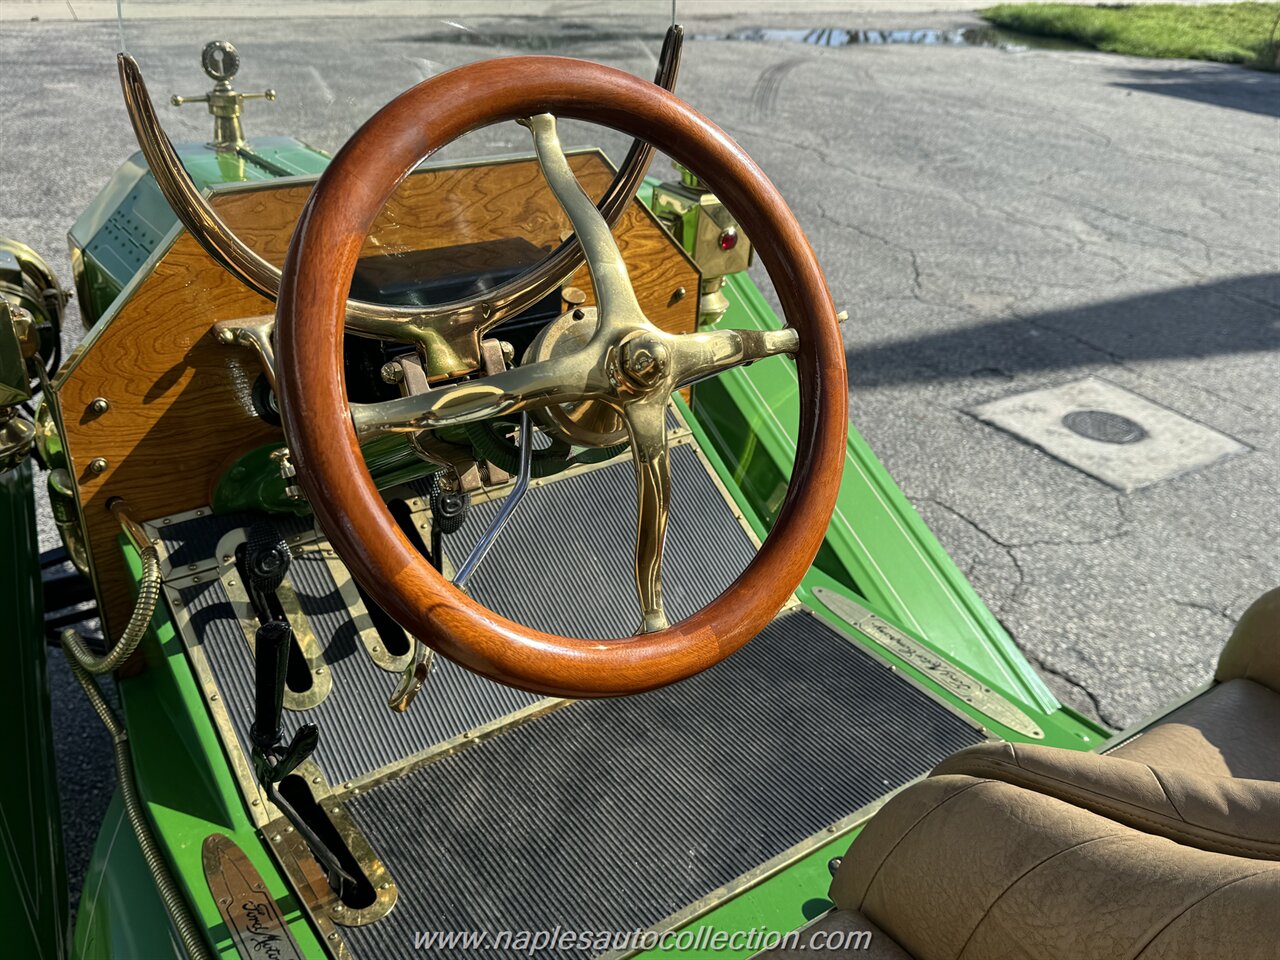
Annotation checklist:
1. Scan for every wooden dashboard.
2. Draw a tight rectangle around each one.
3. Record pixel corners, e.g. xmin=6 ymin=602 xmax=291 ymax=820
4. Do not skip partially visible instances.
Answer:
xmin=54 ymin=151 xmax=699 ymax=639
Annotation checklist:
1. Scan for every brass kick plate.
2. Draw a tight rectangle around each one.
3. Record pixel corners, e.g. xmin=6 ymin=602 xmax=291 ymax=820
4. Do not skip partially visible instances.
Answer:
xmin=203 ymin=833 xmax=305 ymax=960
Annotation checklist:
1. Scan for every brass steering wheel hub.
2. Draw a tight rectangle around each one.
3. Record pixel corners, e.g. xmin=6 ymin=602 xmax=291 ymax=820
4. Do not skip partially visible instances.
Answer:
xmin=524 ymin=306 xmax=627 ymax=449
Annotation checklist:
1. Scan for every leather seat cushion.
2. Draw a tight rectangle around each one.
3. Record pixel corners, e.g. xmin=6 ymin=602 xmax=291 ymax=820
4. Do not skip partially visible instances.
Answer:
xmin=829 ymin=775 xmax=1280 ymax=960
xmin=936 ymin=740 xmax=1280 ymax=859
xmin=1215 ymin=586 xmax=1280 ymax=693
xmin=1111 ymin=678 xmax=1280 ymax=780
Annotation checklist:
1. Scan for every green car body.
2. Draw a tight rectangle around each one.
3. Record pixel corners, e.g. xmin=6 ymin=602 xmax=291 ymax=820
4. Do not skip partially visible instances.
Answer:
xmin=2 ymin=109 xmax=1106 ymax=960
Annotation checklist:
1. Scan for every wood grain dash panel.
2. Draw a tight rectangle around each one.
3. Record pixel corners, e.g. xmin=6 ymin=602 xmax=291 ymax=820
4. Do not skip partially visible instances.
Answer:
xmin=58 ymin=152 xmax=698 ymax=640
xmin=215 ymin=153 xmax=614 ymax=266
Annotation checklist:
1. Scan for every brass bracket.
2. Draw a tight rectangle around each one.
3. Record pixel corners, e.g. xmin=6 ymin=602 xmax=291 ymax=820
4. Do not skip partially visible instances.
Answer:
xmin=214 ymin=315 xmax=276 ymax=389
xmin=384 ymin=349 xmax=513 ymax=493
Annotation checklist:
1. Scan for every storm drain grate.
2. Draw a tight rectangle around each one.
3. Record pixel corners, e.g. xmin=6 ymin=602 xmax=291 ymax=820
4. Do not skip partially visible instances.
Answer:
xmin=971 ymin=376 xmax=1247 ymax=491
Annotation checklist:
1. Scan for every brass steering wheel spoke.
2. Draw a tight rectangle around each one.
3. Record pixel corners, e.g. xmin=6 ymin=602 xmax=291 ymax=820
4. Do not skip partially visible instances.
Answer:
xmin=524 ymin=113 xmax=650 ymax=334
xmin=622 ymin=399 xmax=672 ymax=634
xmin=670 ymin=326 xmax=800 ymax=388
xmin=350 ymin=354 xmax=605 ymax=438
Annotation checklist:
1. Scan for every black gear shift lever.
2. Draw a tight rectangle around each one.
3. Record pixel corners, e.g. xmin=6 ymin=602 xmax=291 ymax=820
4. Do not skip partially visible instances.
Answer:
xmin=239 ymin=526 xmax=354 ymax=892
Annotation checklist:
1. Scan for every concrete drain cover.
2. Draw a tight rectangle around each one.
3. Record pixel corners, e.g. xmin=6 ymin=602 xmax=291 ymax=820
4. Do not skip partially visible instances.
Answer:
xmin=970 ymin=377 xmax=1246 ymax=491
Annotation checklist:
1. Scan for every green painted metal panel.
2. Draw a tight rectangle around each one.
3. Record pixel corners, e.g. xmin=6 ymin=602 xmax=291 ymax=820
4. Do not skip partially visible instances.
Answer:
xmin=72 ymin=794 xmax=182 ymax=960
xmin=0 ymin=458 xmax=70 ymax=960
xmin=688 ymin=272 xmax=1063 ymax=718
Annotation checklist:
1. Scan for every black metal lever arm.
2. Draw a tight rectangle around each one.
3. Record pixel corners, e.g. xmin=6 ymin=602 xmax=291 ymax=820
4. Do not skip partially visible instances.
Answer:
xmin=248 ymin=618 xmax=355 ymax=890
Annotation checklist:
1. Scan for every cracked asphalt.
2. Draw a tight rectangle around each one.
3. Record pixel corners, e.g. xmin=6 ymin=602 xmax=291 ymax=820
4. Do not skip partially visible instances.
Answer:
xmin=2 ymin=3 xmax=1278 ymax=901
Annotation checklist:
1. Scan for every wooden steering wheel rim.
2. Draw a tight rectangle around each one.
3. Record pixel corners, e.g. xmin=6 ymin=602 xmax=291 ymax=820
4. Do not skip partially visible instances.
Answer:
xmin=276 ymin=56 xmax=848 ymax=698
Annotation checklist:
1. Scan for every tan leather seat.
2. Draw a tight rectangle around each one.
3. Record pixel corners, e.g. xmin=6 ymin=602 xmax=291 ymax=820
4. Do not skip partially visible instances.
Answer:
xmin=758 ymin=588 xmax=1280 ymax=960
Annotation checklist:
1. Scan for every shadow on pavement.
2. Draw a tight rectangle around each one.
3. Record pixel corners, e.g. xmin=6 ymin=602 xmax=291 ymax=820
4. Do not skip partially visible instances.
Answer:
xmin=1109 ymin=65 xmax=1280 ymax=119
xmin=849 ymin=273 xmax=1280 ymax=388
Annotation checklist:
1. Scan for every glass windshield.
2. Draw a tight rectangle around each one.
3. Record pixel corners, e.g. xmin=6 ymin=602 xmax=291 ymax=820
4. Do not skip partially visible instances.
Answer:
xmin=116 ymin=0 xmax=676 ymax=167
xmin=108 ymin=1 xmax=699 ymax=314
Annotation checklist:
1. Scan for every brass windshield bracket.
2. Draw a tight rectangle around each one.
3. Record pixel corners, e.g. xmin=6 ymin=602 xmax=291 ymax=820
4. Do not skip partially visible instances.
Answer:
xmin=117 ymin=25 xmax=684 ymax=381
xmin=214 ymin=314 xmax=277 ymax=389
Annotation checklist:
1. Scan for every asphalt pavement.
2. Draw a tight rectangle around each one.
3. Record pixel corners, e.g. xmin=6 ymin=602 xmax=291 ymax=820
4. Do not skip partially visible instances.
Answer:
xmin=2 ymin=2 xmax=1278 ymax=907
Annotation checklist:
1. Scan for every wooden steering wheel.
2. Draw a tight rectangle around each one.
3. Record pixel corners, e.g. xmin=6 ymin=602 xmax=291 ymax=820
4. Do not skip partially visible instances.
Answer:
xmin=275 ymin=57 xmax=847 ymax=698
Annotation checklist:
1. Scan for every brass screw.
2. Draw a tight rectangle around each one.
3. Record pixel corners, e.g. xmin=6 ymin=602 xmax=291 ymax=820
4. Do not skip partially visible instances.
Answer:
xmin=87 ymin=457 xmax=108 ymax=475
xmin=89 ymin=397 xmax=110 ymax=414
xmin=380 ymin=361 xmax=404 ymax=384
xmin=562 ymin=286 xmax=588 ymax=305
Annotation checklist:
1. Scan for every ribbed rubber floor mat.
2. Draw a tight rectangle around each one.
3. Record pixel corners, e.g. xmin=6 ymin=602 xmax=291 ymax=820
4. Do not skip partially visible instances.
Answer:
xmin=341 ymin=610 xmax=983 ymax=959
xmin=451 ymin=444 xmax=759 ymax=637
xmin=174 ymin=576 xmax=541 ymax=787
xmin=168 ymin=441 xmax=761 ymax=788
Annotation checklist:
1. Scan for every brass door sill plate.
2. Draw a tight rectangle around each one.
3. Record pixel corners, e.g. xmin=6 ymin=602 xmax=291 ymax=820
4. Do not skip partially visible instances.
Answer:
xmin=203 ymin=833 xmax=304 ymax=960
xmin=970 ymin=376 xmax=1247 ymax=492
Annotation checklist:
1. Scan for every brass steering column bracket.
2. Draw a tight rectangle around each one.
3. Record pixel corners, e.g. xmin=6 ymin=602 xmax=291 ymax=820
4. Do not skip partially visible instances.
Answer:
xmin=118 ymin=25 xmax=685 ymax=380
xmin=214 ymin=314 xmax=277 ymax=389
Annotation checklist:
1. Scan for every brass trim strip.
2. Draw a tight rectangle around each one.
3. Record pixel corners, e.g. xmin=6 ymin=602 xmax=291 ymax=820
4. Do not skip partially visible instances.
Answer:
xmin=164 ymin=577 xmax=275 ymax=827
xmin=336 ymin=697 xmax=569 ymax=799
xmin=318 ymin=550 xmax=414 ymax=676
xmin=811 ymin=587 xmax=1044 ymax=740
xmin=143 ymin=504 xmax=220 ymax=580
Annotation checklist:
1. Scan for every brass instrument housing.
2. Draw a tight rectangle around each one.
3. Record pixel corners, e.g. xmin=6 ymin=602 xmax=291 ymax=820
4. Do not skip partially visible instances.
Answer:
xmin=652 ymin=165 xmax=755 ymax=325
